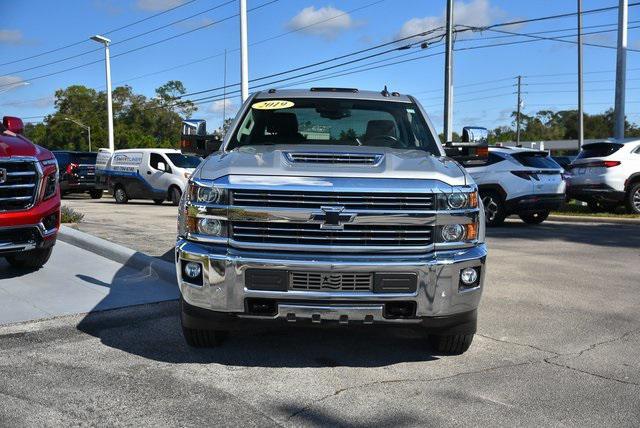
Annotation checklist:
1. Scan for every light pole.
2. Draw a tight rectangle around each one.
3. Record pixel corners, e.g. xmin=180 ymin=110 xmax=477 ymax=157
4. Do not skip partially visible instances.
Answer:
xmin=614 ymin=0 xmax=628 ymax=139
xmin=443 ymin=0 xmax=454 ymax=142
xmin=90 ymin=34 xmax=114 ymax=152
xmin=239 ymin=0 xmax=249 ymax=102
xmin=64 ymin=117 xmax=91 ymax=152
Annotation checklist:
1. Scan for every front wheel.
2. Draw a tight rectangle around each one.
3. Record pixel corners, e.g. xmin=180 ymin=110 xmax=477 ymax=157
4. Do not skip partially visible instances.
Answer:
xmin=519 ymin=210 xmax=549 ymax=224
xmin=170 ymin=187 xmax=182 ymax=206
xmin=587 ymin=200 xmax=618 ymax=213
xmin=480 ymin=190 xmax=507 ymax=227
xmin=89 ymin=189 xmax=103 ymax=199
xmin=625 ymin=183 xmax=640 ymax=214
xmin=5 ymin=247 xmax=53 ymax=270
xmin=429 ymin=334 xmax=474 ymax=355
xmin=114 ymin=186 xmax=128 ymax=204
xmin=153 ymin=199 xmax=164 ymax=205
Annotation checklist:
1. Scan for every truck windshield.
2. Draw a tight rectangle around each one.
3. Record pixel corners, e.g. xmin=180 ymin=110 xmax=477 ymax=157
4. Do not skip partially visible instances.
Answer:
xmin=166 ymin=153 xmax=202 ymax=168
xmin=228 ymin=98 xmax=439 ymax=153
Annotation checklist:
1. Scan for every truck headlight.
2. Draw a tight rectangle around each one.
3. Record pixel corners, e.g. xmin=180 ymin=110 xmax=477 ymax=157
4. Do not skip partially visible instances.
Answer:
xmin=187 ymin=182 xmax=225 ymax=204
xmin=441 ymin=224 xmax=465 ymax=242
xmin=438 ymin=191 xmax=478 ymax=210
xmin=198 ymin=218 xmax=222 ymax=235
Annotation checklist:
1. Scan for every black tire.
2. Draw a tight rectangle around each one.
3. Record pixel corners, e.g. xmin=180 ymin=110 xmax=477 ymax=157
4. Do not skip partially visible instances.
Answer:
xmin=182 ymin=326 xmax=225 ymax=348
xmin=429 ymin=333 xmax=474 ymax=355
xmin=5 ymin=247 xmax=53 ymax=270
xmin=114 ymin=186 xmax=128 ymax=204
xmin=626 ymin=183 xmax=640 ymax=214
xmin=480 ymin=190 xmax=507 ymax=227
xmin=89 ymin=189 xmax=103 ymax=199
xmin=587 ymin=200 xmax=618 ymax=213
xmin=170 ymin=187 xmax=182 ymax=206
xmin=519 ymin=210 xmax=550 ymax=224
xmin=153 ymin=199 xmax=164 ymax=205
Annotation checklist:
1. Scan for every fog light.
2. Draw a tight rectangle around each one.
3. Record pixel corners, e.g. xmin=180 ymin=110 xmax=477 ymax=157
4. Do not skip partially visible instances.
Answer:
xmin=460 ymin=267 xmax=479 ymax=286
xmin=184 ymin=262 xmax=202 ymax=279
xmin=198 ymin=218 xmax=222 ymax=235
xmin=441 ymin=224 xmax=465 ymax=242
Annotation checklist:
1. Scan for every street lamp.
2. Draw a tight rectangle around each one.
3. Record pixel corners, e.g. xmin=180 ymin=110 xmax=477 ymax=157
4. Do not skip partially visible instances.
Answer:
xmin=90 ymin=34 xmax=114 ymax=152
xmin=64 ymin=117 xmax=91 ymax=152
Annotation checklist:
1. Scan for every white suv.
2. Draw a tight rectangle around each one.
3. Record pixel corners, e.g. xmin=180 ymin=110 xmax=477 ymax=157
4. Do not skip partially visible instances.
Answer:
xmin=466 ymin=147 xmax=566 ymax=226
xmin=567 ymin=139 xmax=640 ymax=214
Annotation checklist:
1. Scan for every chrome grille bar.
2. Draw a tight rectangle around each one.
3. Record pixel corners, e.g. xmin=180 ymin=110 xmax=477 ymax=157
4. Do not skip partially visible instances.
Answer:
xmin=232 ymin=190 xmax=434 ymax=210
xmin=290 ymin=272 xmax=373 ymax=291
xmin=0 ymin=160 xmax=39 ymax=211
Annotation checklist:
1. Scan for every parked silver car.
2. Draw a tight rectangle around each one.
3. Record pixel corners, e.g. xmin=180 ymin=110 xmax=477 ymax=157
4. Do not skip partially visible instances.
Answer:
xmin=175 ymin=88 xmax=487 ymax=355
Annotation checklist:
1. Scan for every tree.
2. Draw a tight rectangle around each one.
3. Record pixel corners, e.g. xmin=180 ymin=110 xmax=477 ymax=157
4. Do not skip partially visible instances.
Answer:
xmin=155 ymin=80 xmax=197 ymax=118
xmin=24 ymin=81 xmax=198 ymax=151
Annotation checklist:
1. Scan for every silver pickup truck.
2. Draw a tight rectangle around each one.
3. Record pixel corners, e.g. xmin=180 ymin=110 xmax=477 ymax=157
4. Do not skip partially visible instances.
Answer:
xmin=176 ymin=88 xmax=487 ymax=355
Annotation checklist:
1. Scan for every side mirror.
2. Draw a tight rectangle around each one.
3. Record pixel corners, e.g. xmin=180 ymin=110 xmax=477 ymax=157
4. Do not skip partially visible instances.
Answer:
xmin=157 ymin=162 xmax=166 ymax=172
xmin=444 ymin=126 xmax=489 ymax=167
xmin=3 ymin=116 xmax=24 ymax=135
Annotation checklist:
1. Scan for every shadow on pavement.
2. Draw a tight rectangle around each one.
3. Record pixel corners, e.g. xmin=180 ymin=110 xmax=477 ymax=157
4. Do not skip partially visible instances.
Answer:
xmin=76 ymin=285 xmax=438 ymax=368
xmin=487 ymin=220 xmax=640 ymax=249
xmin=0 ymin=259 xmax=40 ymax=279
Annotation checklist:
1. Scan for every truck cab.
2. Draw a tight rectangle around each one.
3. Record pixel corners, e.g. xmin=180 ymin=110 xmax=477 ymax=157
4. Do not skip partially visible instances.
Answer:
xmin=0 ymin=116 xmax=60 ymax=269
xmin=175 ymin=88 xmax=487 ymax=354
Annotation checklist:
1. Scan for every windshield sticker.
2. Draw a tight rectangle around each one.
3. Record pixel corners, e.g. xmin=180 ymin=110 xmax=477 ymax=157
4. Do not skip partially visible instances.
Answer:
xmin=406 ymin=108 xmax=415 ymax=114
xmin=252 ymin=100 xmax=295 ymax=110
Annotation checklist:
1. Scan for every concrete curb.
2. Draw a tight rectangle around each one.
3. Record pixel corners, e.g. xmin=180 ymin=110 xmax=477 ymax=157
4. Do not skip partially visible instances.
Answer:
xmin=548 ymin=214 xmax=640 ymax=225
xmin=58 ymin=225 xmax=177 ymax=281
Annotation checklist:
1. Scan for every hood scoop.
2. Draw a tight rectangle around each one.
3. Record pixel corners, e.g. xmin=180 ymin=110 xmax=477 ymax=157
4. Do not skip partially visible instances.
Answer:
xmin=284 ymin=151 xmax=383 ymax=166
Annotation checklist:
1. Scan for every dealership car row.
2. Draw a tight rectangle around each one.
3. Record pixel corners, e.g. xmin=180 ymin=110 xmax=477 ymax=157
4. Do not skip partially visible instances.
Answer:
xmin=2 ymin=87 xmax=640 ymax=355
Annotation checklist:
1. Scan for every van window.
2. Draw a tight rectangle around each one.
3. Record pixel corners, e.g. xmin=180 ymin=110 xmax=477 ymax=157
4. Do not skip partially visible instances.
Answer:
xmin=150 ymin=153 xmax=169 ymax=171
xmin=576 ymin=142 xmax=623 ymax=159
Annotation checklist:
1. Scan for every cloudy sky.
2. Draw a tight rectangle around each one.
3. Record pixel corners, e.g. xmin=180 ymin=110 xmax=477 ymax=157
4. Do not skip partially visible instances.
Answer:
xmin=1 ymin=0 xmax=639 ymax=135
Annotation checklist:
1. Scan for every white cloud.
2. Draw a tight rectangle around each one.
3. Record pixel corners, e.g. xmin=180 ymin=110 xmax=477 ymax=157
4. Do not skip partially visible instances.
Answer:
xmin=0 ymin=29 xmax=24 ymax=45
xmin=396 ymin=0 xmax=507 ymax=40
xmin=0 ymin=75 xmax=29 ymax=93
xmin=208 ymin=99 xmax=235 ymax=114
xmin=287 ymin=6 xmax=356 ymax=39
xmin=176 ymin=17 xmax=215 ymax=30
xmin=3 ymin=94 xmax=54 ymax=109
xmin=136 ymin=0 xmax=185 ymax=12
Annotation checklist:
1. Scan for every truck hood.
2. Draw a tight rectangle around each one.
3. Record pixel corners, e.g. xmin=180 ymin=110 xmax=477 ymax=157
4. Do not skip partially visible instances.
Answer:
xmin=0 ymin=132 xmax=53 ymax=161
xmin=198 ymin=144 xmax=468 ymax=186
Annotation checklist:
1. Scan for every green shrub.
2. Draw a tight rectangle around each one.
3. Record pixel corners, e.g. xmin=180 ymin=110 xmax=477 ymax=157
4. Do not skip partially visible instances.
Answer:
xmin=61 ymin=205 xmax=84 ymax=223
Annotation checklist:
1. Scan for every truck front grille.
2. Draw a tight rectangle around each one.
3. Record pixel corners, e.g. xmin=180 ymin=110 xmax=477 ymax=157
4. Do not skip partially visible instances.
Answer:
xmin=0 ymin=160 xmax=39 ymax=211
xmin=231 ymin=222 xmax=433 ymax=250
xmin=290 ymin=271 xmax=373 ymax=291
xmin=231 ymin=190 xmax=434 ymax=211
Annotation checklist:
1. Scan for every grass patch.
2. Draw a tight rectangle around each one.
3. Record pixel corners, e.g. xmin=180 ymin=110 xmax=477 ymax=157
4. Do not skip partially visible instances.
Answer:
xmin=61 ymin=205 xmax=84 ymax=223
xmin=553 ymin=201 xmax=640 ymax=219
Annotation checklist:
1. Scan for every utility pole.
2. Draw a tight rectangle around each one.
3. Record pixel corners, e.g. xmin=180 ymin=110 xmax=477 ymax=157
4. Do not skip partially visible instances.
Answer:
xmin=516 ymin=75 xmax=522 ymax=145
xmin=578 ymin=0 xmax=584 ymax=149
xmin=443 ymin=0 xmax=454 ymax=142
xmin=614 ymin=0 xmax=628 ymax=139
xmin=239 ymin=0 xmax=249 ymax=103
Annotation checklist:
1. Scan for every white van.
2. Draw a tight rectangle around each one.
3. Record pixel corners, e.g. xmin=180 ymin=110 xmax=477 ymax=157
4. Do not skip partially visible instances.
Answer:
xmin=104 ymin=149 xmax=202 ymax=205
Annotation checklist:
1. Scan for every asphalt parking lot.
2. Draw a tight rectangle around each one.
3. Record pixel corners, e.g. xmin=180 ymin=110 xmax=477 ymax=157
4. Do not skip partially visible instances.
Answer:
xmin=1 ymin=197 xmax=639 ymax=426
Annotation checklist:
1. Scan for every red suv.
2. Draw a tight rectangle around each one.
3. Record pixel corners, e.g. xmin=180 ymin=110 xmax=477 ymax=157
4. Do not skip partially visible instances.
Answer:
xmin=0 ymin=116 xmax=60 ymax=269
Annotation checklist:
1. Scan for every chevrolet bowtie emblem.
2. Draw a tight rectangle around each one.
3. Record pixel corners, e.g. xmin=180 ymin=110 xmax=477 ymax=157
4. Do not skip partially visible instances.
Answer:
xmin=311 ymin=206 xmax=356 ymax=230
xmin=0 ymin=168 xmax=6 ymax=185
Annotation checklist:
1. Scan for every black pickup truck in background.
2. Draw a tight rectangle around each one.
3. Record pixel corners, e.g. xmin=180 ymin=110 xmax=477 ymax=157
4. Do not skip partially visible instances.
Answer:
xmin=180 ymin=119 xmax=222 ymax=157
xmin=53 ymin=151 xmax=103 ymax=199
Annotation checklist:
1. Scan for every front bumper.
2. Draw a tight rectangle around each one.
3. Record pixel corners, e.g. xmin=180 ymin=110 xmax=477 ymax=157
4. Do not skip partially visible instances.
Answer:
xmin=567 ymin=184 xmax=626 ymax=203
xmin=0 ymin=195 xmax=60 ymax=256
xmin=176 ymin=239 xmax=487 ymax=328
xmin=505 ymin=193 xmax=565 ymax=213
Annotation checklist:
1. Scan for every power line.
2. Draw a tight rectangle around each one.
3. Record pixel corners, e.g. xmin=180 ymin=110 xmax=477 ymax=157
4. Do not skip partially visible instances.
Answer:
xmin=3 ymin=0 xmax=237 ymax=76
xmin=0 ymin=0 xmax=279 ymax=89
xmin=0 ymin=0 xmax=202 ymax=67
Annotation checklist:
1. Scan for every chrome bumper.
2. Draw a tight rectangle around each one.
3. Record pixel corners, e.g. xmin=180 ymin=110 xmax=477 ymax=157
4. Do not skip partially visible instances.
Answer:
xmin=176 ymin=239 xmax=487 ymax=324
